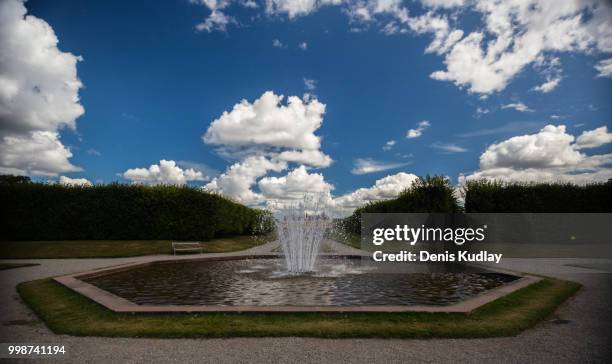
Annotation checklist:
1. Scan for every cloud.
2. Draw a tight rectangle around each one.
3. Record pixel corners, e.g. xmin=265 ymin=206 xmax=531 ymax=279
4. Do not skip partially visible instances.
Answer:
xmin=202 ymin=91 xmax=333 ymax=203
xmin=0 ymin=131 xmax=81 ymax=176
xmin=299 ymin=41 xmax=308 ymax=50
xmin=265 ymin=0 xmax=337 ymax=18
xmin=431 ymin=142 xmax=467 ymax=153
xmin=204 ymin=91 xmax=327 ymax=151
xmin=0 ymin=0 xmax=84 ymax=176
xmin=330 ymin=172 xmax=419 ymax=215
xmin=475 ymin=107 xmax=490 ymax=116
xmin=351 ymin=158 xmax=409 ymax=175
xmin=122 ymin=160 xmax=208 ymax=186
xmin=272 ymin=38 xmax=286 ymax=48
xmin=408 ymin=12 xmax=463 ymax=54
xmin=120 ymin=113 xmax=140 ymax=122
xmin=59 ymin=176 xmax=92 ymax=187
xmin=276 ymin=149 xmax=332 ymax=167
xmin=595 ymin=58 xmax=612 ymax=78
xmin=177 ymin=160 xmax=219 ymax=178
xmin=195 ymin=10 xmax=235 ymax=32
xmin=242 ymin=0 xmax=258 ymax=8
xmin=480 ymin=125 xmax=582 ymax=169
xmin=191 ymin=1 xmax=610 ymax=95
xmin=303 ymin=78 xmax=317 ymax=91
xmin=205 ymin=156 xmax=287 ymax=204
xmin=532 ymin=77 xmax=561 ymax=93
xmin=420 ymin=0 xmax=465 ymax=8
xmin=191 ymin=0 xmax=235 ymax=32
xmin=382 ymin=140 xmax=396 ymax=151
xmin=461 ymin=125 xmax=612 ymax=185
xmin=457 ymin=121 xmax=544 ymax=138
xmin=501 ymin=102 xmax=533 ymax=112
xmin=426 ymin=1 xmax=612 ymax=94
xmin=258 ymin=165 xmax=333 ymax=200
xmin=201 ymin=91 xmax=419 ymax=215
xmin=575 ymin=126 xmax=612 ymax=149
xmin=257 ymin=168 xmax=421 ymax=217
xmin=406 ymin=120 xmax=430 ymax=138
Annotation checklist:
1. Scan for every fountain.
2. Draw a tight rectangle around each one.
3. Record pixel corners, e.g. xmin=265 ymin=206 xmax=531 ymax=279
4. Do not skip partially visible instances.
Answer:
xmin=69 ymin=198 xmax=522 ymax=309
xmin=274 ymin=197 xmax=330 ymax=273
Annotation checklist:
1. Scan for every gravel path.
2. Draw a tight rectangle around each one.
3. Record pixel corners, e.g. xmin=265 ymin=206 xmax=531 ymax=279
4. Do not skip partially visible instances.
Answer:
xmin=0 ymin=241 xmax=610 ymax=363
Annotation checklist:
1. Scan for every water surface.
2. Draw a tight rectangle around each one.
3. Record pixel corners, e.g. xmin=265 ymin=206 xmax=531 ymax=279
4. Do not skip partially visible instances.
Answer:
xmin=85 ymin=258 xmax=517 ymax=306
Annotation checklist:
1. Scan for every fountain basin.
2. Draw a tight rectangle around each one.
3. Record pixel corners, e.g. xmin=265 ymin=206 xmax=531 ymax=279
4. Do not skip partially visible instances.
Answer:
xmin=54 ymin=255 xmax=540 ymax=313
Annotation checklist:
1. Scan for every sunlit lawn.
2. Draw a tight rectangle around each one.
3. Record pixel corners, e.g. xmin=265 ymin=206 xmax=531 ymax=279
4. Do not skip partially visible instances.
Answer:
xmin=0 ymin=235 xmax=272 ymax=259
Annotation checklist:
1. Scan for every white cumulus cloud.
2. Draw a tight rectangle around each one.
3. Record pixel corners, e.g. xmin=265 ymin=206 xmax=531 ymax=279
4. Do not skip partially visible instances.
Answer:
xmin=258 ymin=165 xmax=333 ymax=200
xmin=330 ymin=172 xmax=419 ymax=215
xmin=276 ymin=149 xmax=332 ymax=168
xmin=123 ymin=160 xmax=208 ymax=186
xmin=575 ymin=126 xmax=612 ymax=149
xmin=426 ymin=0 xmax=612 ymax=94
xmin=59 ymin=176 xmax=92 ymax=187
xmin=0 ymin=131 xmax=81 ymax=176
xmin=204 ymin=91 xmax=326 ymax=151
xmin=461 ymin=125 xmax=612 ymax=185
xmin=0 ymin=0 xmax=84 ymax=176
xmin=205 ymin=156 xmax=287 ymax=204
xmin=202 ymin=91 xmax=334 ymax=203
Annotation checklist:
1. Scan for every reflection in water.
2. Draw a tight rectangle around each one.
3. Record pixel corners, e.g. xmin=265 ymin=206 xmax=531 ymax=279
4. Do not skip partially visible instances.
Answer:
xmin=85 ymin=258 xmax=517 ymax=306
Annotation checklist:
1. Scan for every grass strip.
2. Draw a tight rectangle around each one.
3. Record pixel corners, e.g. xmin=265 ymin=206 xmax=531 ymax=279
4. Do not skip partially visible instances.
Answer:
xmin=17 ymin=277 xmax=580 ymax=338
xmin=0 ymin=235 xmax=270 ymax=259
xmin=0 ymin=263 xmax=40 ymax=271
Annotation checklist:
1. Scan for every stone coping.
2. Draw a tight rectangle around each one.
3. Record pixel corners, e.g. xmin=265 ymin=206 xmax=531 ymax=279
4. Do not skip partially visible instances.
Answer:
xmin=53 ymin=255 xmax=541 ymax=314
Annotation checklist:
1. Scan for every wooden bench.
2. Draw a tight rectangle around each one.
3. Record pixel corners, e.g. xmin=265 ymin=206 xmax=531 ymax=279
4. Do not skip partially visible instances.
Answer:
xmin=172 ymin=242 xmax=203 ymax=255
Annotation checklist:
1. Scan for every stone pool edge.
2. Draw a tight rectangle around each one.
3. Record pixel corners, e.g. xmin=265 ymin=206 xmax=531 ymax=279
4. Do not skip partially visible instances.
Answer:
xmin=53 ymin=254 xmax=542 ymax=314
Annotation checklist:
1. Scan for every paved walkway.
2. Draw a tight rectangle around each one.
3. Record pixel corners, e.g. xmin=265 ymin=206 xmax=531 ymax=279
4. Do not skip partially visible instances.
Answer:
xmin=0 ymin=240 xmax=610 ymax=363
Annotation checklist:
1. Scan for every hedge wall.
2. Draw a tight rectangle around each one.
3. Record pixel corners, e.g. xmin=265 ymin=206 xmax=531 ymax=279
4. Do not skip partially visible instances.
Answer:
xmin=463 ymin=179 xmax=612 ymax=212
xmin=341 ymin=176 xmax=461 ymax=235
xmin=0 ymin=182 xmax=267 ymax=241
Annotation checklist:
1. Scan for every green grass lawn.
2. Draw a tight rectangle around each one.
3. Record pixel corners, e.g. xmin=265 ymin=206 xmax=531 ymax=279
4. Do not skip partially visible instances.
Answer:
xmin=0 ymin=235 xmax=272 ymax=259
xmin=0 ymin=262 xmax=40 ymax=270
xmin=17 ymin=277 xmax=580 ymax=338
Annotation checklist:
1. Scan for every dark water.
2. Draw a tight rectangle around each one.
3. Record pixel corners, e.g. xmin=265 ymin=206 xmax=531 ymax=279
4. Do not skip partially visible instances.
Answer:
xmin=85 ymin=258 xmax=517 ymax=306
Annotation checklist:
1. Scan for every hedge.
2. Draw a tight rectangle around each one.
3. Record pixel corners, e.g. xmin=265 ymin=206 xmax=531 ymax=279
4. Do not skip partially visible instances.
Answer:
xmin=341 ymin=176 xmax=461 ymax=235
xmin=463 ymin=179 xmax=612 ymax=212
xmin=0 ymin=181 xmax=269 ymax=241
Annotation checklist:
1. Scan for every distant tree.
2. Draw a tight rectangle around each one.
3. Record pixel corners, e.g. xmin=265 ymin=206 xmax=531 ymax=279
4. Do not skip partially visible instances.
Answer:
xmin=0 ymin=175 xmax=31 ymax=185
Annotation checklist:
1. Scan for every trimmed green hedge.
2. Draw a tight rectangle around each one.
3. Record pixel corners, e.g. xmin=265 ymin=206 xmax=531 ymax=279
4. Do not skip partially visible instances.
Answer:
xmin=0 ymin=182 xmax=268 ymax=241
xmin=341 ymin=176 xmax=461 ymax=235
xmin=464 ymin=179 xmax=612 ymax=212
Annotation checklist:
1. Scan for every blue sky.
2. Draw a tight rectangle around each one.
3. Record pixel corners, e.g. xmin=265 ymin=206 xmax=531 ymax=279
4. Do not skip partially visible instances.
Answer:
xmin=1 ymin=0 xmax=611 ymax=214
